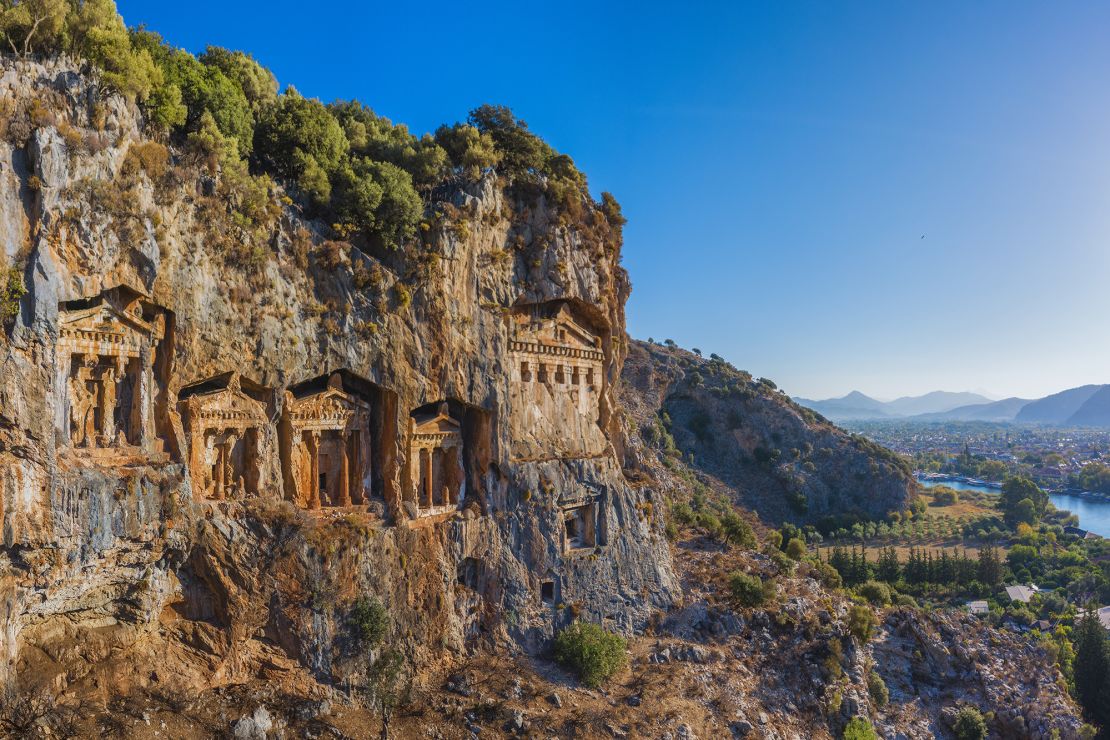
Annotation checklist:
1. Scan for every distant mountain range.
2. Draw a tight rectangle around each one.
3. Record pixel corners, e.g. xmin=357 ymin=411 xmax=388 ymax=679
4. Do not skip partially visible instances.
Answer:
xmin=794 ymin=390 xmax=993 ymax=421
xmin=795 ymin=385 xmax=1110 ymax=427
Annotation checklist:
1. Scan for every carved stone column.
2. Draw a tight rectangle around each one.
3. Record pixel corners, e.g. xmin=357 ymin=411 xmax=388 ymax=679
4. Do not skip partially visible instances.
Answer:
xmin=139 ymin=345 xmax=154 ymax=449
xmin=224 ymin=431 xmax=238 ymax=498
xmin=349 ymin=430 xmax=363 ymax=504
xmin=76 ymin=355 xmax=100 ymax=448
xmin=306 ymin=431 xmax=321 ymax=509
xmin=214 ymin=436 xmax=226 ymax=500
xmin=189 ymin=426 xmax=208 ymax=498
xmin=422 ymin=447 xmax=433 ymax=508
xmin=339 ymin=431 xmax=352 ymax=506
xmin=99 ymin=359 xmax=121 ymax=446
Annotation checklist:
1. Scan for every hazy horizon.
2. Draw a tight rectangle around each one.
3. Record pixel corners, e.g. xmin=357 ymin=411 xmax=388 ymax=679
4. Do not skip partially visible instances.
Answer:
xmin=114 ymin=1 xmax=1110 ymax=401
xmin=628 ymin=343 xmax=1102 ymax=403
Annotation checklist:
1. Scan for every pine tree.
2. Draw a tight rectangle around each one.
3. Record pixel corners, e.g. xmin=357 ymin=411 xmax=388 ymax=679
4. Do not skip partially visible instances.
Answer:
xmin=1074 ymin=609 xmax=1110 ymax=731
xmin=977 ymin=545 xmax=1002 ymax=588
xmin=877 ymin=547 xmax=901 ymax=583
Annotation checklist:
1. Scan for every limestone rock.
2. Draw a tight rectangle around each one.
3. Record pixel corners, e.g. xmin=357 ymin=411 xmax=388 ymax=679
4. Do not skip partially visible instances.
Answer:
xmin=0 ymin=57 xmax=679 ymax=697
xmin=232 ymin=706 xmax=273 ymax=739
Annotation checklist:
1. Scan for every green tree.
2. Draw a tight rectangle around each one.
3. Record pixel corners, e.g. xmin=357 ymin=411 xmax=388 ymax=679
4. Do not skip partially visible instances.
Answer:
xmin=1000 ymin=476 xmax=1048 ymax=525
xmin=728 ymin=572 xmax=770 ymax=607
xmin=69 ymin=0 xmax=160 ymax=102
xmin=468 ymin=103 xmax=549 ymax=177
xmin=157 ymin=47 xmax=255 ymax=155
xmin=365 ymin=648 xmax=406 ymax=740
xmin=867 ymin=671 xmax=888 ymax=708
xmin=843 ymin=716 xmax=878 ymax=740
xmin=434 ymin=123 xmax=501 ymax=179
xmin=0 ymin=0 xmax=68 ymax=57
xmin=553 ymin=622 xmax=628 ymax=689
xmin=359 ymin=160 xmax=422 ymax=247
xmin=847 ymin=604 xmax=877 ymax=643
xmin=977 ymin=544 xmax=1003 ymax=588
xmin=254 ymin=88 xmax=349 ymax=181
xmin=128 ymin=28 xmax=186 ymax=130
xmin=198 ymin=45 xmax=277 ymax=112
xmin=951 ymin=706 xmax=987 ymax=740
xmin=720 ymin=510 xmax=756 ymax=549
xmin=785 ymin=537 xmax=807 ymax=560
xmin=1011 ymin=497 xmax=1038 ymax=526
xmin=331 ymin=100 xmax=448 ymax=188
xmin=350 ymin=598 xmax=388 ymax=648
xmin=1074 ymin=609 xmax=1110 ymax=730
xmin=1 ymin=267 xmax=25 ymax=326
xmin=331 ymin=158 xmax=422 ymax=246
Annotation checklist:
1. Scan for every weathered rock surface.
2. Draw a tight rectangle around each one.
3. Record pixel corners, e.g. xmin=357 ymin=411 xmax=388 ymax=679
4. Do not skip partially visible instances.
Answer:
xmin=0 ymin=56 xmax=678 ymax=704
xmin=621 ymin=340 xmax=918 ymax=524
xmin=0 ymin=57 xmax=1085 ymax=740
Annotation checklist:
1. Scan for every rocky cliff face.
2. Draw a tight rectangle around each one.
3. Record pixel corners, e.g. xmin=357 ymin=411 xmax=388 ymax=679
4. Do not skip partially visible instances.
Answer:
xmin=0 ymin=57 xmax=678 ymax=702
xmin=621 ymin=340 xmax=917 ymax=526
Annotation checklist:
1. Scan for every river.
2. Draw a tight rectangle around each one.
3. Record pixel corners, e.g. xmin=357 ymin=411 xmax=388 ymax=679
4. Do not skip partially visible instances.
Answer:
xmin=918 ymin=477 xmax=1110 ymax=538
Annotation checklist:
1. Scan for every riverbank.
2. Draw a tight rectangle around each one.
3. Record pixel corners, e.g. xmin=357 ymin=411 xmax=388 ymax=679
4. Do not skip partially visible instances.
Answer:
xmin=916 ymin=473 xmax=1110 ymax=538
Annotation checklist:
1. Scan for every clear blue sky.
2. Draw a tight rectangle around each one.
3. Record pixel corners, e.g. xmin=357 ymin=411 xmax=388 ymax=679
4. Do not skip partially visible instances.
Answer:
xmin=115 ymin=1 xmax=1110 ymax=401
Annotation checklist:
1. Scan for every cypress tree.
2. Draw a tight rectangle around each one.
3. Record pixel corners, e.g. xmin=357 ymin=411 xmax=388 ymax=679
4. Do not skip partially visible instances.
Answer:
xmin=977 ymin=545 xmax=1002 ymax=588
xmin=1074 ymin=609 xmax=1110 ymax=730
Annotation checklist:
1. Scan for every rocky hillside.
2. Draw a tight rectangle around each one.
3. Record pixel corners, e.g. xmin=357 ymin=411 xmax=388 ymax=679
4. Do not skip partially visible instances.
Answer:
xmin=0 ymin=54 xmax=679 ymax=717
xmin=0 ymin=51 xmax=1086 ymax=740
xmin=621 ymin=340 xmax=918 ymax=527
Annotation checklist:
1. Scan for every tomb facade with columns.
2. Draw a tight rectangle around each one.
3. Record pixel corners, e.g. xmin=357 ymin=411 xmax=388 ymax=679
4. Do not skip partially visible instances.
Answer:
xmin=280 ymin=373 xmax=373 ymax=509
xmin=409 ymin=402 xmax=465 ymax=517
xmin=179 ymin=373 xmax=270 ymax=501
xmin=558 ymin=486 xmax=607 ymax=554
xmin=508 ymin=301 xmax=607 ymax=461
xmin=56 ymin=288 xmax=167 ymax=457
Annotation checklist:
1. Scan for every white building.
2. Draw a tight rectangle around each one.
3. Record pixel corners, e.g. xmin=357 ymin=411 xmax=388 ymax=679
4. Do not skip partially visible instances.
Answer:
xmin=1004 ymin=585 xmax=1040 ymax=604
xmin=967 ymin=600 xmax=989 ymax=616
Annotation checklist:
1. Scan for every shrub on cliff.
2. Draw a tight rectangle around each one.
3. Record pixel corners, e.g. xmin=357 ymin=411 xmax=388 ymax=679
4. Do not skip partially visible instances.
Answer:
xmin=553 ymin=622 xmax=628 ymax=688
xmin=1 ymin=267 xmax=25 ymax=327
xmin=468 ymin=104 xmax=550 ymax=178
xmin=728 ymin=572 xmax=774 ymax=608
xmin=784 ymin=537 xmax=806 ymax=560
xmin=951 ymin=706 xmax=987 ymax=740
xmin=842 ymin=717 xmax=878 ymax=740
xmin=350 ymin=598 xmax=388 ymax=648
xmin=721 ymin=510 xmax=756 ymax=548
xmin=847 ymin=604 xmax=877 ymax=643
xmin=199 ymin=45 xmax=277 ymax=113
xmin=856 ymin=580 xmax=893 ymax=607
xmin=867 ymin=671 xmax=889 ymax=707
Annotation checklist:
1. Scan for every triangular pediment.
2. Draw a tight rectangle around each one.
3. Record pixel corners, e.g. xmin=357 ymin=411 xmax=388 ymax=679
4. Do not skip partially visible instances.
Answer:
xmin=185 ymin=386 xmax=267 ymax=419
xmin=291 ymin=387 xmax=371 ymax=413
xmin=414 ymin=412 xmax=461 ymax=435
xmin=60 ymin=303 xmax=156 ymax=338
xmin=554 ymin=317 xmax=600 ymax=349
